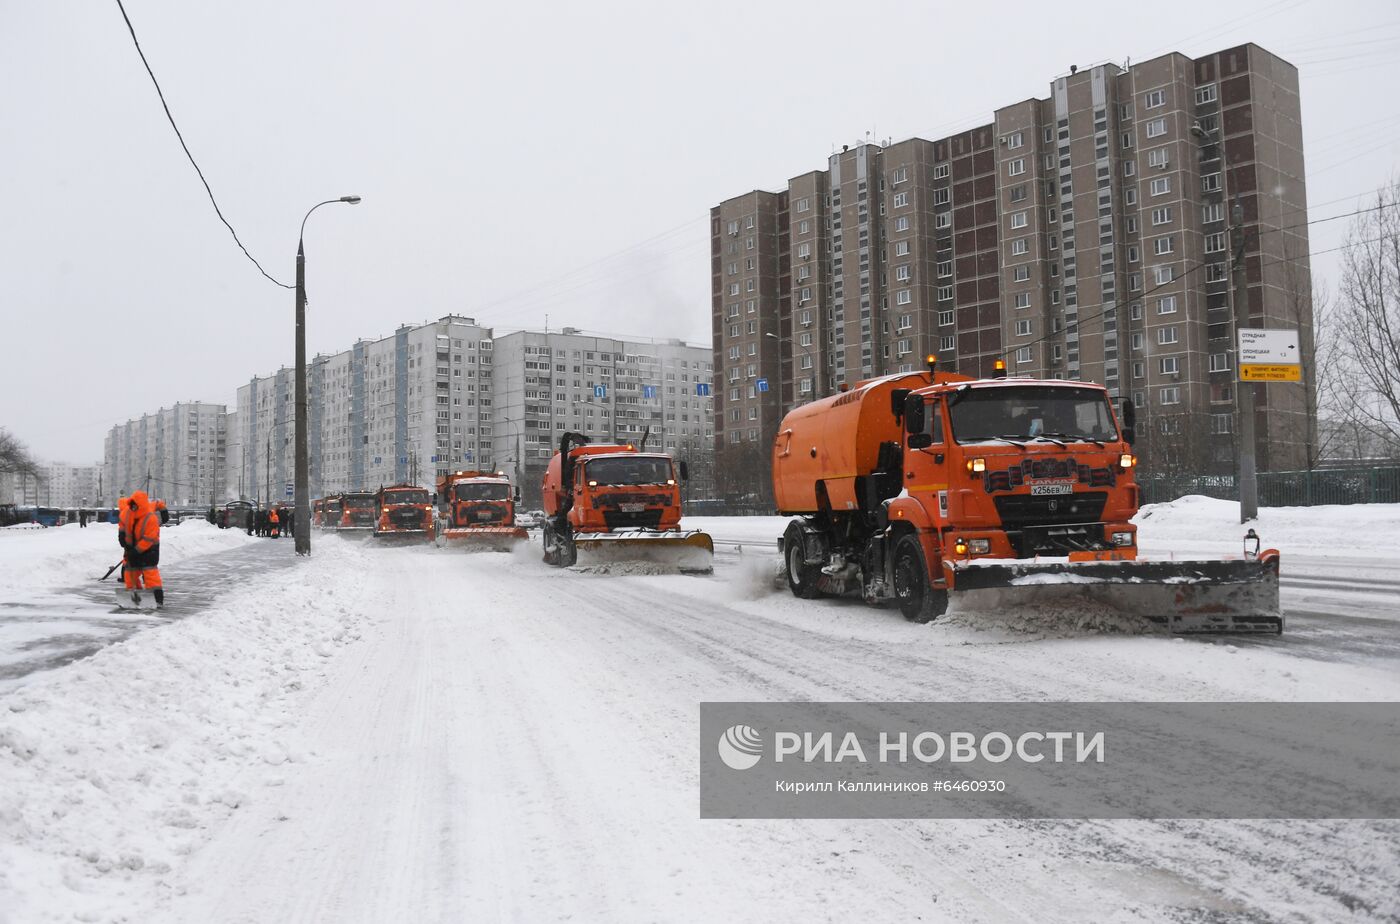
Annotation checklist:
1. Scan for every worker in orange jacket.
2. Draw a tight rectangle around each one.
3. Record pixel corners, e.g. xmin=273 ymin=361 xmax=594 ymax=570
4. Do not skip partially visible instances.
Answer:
xmin=118 ymin=490 xmax=164 ymax=607
xmin=268 ymin=506 xmax=280 ymax=538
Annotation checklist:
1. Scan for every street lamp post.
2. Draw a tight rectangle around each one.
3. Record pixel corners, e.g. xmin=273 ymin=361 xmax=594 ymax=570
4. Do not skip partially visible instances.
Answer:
xmin=294 ymin=195 xmax=361 ymax=556
xmin=1191 ymin=123 xmax=1257 ymax=522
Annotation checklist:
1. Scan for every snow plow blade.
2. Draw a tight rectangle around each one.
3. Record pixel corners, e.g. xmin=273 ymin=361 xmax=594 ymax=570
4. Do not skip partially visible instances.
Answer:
xmin=573 ymin=530 xmax=715 ymax=574
xmin=371 ymin=529 xmax=434 ymax=544
xmin=437 ymin=526 xmax=528 ymax=551
xmin=946 ymin=554 xmax=1282 ymax=634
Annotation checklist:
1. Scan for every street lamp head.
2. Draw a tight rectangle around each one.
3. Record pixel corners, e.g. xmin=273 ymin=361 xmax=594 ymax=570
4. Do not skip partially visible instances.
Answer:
xmin=340 ymin=195 xmax=362 ymax=204
xmin=1190 ymin=122 xmax=1209 ymax=140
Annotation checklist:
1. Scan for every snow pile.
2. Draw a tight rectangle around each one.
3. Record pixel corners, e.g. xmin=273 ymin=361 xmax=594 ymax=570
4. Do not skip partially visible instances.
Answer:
xmin=0 ymin=540 xmax=374 ymax=923
xmin=1134 ymin=494 xmax=1400 ymax=561
xmin=0 ymin=520 xmax=258 ymax=598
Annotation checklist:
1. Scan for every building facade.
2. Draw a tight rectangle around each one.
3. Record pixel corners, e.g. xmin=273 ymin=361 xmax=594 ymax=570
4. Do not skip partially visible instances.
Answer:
xmin=103 ymin=403 xmax=227 ymax=506
xmin=491 ymin=328 xmax=714 ymax=507
xmin=712 ymin=43 xmax=1312 ymax=500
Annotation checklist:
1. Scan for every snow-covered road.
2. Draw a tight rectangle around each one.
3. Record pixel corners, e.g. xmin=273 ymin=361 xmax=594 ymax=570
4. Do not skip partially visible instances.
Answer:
xmin=3 ymin=500 xmax=1399 ymax=922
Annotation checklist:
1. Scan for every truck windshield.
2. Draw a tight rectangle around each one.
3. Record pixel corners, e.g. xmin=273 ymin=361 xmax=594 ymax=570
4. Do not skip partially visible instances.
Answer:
xmin=455 ymin=483 xmax=510 ymax=501
xmin=343 ymin=494 xmax=374 ymax=509
xmin=384 ymin=490 xmax=429 ymax=505
xmin=585 ymin=457 xmax=673 ymax=486
xmin=948 ymin=386 xmax=1119 ymax=444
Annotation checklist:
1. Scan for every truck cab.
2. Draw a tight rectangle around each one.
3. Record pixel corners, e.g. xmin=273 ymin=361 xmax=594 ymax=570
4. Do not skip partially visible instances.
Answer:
xmin=373 ymin=484 xmax=435 ymax=540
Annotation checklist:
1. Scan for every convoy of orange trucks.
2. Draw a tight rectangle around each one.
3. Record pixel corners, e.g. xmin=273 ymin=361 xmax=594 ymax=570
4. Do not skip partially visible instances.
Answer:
xmin=294 ymin=358 xmax=1281 ymax=634
xmin=434 ymin=470 xmax=528 ymax=550
xmin=770 ymin=358 xmax=1281 ymax=633
xmin=539 ymin=433 xmax=714 ymax=573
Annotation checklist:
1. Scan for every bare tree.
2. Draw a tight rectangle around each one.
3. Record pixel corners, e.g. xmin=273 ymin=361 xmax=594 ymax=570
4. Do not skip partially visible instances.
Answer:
xmin=0 ymin=428 xmax=40 ymax=478
xmin=1335 ymin=181 xmax=1400 ymax=455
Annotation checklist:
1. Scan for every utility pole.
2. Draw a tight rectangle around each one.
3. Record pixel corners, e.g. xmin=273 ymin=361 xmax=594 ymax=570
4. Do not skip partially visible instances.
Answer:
xmin=265 ymin=437 xmax=271 ymax=508
xmin=1230 ymin=200 xmax=1259 ymax=522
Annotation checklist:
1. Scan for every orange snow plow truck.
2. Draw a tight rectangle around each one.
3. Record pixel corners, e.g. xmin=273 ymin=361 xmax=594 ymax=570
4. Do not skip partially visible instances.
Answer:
xmin=434 ymin=470 xmax=527 ymax=550
xmin=540 ymin=432 xmax=713 ymax=574
xmin=772 ymin=361 xmax=1281 ymax=633
xmin=372 ymin=483 xmax=436 ymax=542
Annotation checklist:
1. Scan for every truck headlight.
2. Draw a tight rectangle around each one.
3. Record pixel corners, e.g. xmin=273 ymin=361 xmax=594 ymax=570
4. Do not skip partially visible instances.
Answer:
xmin=966 ymin=457 xmax=986 ymax=474
xmin=968 ymin=538 xmax=990 ymax=554
xmin=1111 ymin=531 xmax=1134 ymax=546
xmin=1119 ymin=453 xmax=1136 ymax=469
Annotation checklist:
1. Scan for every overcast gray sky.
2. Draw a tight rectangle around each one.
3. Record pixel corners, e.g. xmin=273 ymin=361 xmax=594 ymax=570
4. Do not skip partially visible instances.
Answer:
xmin=3 ymin=0 xmax=1398 ymax=463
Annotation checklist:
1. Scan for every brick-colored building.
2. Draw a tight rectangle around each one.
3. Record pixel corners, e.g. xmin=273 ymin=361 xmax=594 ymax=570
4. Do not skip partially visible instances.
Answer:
xmin=712 ymin=43 xmax=1313 ymax=501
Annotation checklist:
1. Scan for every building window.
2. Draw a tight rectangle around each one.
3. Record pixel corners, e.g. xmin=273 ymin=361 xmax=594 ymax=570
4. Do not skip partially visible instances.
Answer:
xmin=1006 ymin=131 xmax=1024 ymax=148
xmin=1014 ymin=292 xmax=1031 ymax=309
xmin=1015 ymin=319 xmax=1033 ymax=336
xmin=1011 ymin=238 xmax=1029 ymax=256
xmin=1009 ymin=184 xmax=1027 ymax=203
xmin=1146 ymin=118 xmax=1167 ymax=138
xmin=895 ymin=264 xmax=912 ymax=281
xmin=897 ymin=313 xmax=912 ymax=330
xmin=937 ymin=285 xmax=953 ymax=301
xmin=1202 ymin=173 xmax=1221 ymax=193
xmin=1203 ymin=203 xmax=1224 ymax=223
xmin=1153 ymin=236 xmax=1174 ymax=255
xmin=938 ymin=260 xmax=953 ymax=277
xmin=1210 ymin=413 xmax=1232 ymax=434
xmin=890 ymin=167 xmax=908 ymax=184
xmin=1131 ymin=332 xmax=1144 ymax=351
xmin=1159 ymin=386 xmax=1180 ymax=405
xmin=796 ymin=197 xmax=810 ymax=212
xmin=1157 ymin=326 xmax=1179 ymax=345
xmin=1121 ymin=132 xmax=1134 ymax=150
xmin=1205 ymin=232 xmax=1226 ymax=254
xmin=934 ymin=213 xmax=951 ymax=229
xmin=895 ymin=240 xmax=912 ymax=256
xmin=1128 ymin=246 xmax=1141 ymax=264
xmin=1150 ymin=177 xmax=1171 ymax=196
xmin=1210 ymin=352 xmax=1231 ymax=372
xmin=1125 ymin=188 xmax=1138 ymax=206
xmin=895 ymin=216 xmax=911 ymax=232
xmin=939 ymin=309 xmax=954 ymax=326
xmin=1123 ymin=161 xmax=1136 ymax=177
xmin=1148 ymin=147 xmax=1170 ymax=168
xmin=1151 ymin=207 xmax=1172 ymax=226
xmin=1145 ymin=89 xmax=1165 ymax=109
xmin=940 ymin=335 xmax=956 ymax=351
xmin=1013 ymin=265 xmax=1030 ymax=282
xmin=1050 ymin=288 xmax=1060 ymax=305
xmin=1206 ymin=263 xmax=1227 ymax=283
xmin=1016 ymin=347 xmax=1032 ymax=364
xmin=1011 ymin=211 xmax=1028 ymax=229
xmin=1154 ymin=265 xmax=1173 ymax=285
xmin=1007 ymin=158 xmax=1026 ymax=177
xmin=893 ymin=191 xmax=909 ymax=208
xmin=1160 ymin=356 xmax=1180 ymax=375
xmin=1195 ymin=84 xmax=1217 ymax=104
xmin=934 ymin=163 xmax=949 ymax=179
xmin=1133 ymin=361 xmax=1145 ymax=379
xmin=934 ymin=188 xmax=950 ymax=205
xmin=896 ymin=289 xmax=913 ymax=305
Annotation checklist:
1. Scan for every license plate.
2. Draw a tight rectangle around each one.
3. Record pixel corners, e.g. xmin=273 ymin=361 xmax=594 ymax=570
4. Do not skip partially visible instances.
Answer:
xmin=1030 ymin=483 xmax=1073 ymax=496
xmin=620 ymin=503 xmax=646 ymax=513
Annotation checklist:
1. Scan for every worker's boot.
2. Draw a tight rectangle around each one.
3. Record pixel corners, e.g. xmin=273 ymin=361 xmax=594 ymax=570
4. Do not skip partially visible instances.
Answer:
xmin=153 ymin=588 xmax=165 ymax=608
xmin=130 ymin=590 xmax=141 ymax=606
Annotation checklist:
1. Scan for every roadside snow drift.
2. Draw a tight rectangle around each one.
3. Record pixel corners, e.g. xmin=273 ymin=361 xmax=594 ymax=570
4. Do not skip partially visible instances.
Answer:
xmin=0 ymin=540 xmax=373 ymax=923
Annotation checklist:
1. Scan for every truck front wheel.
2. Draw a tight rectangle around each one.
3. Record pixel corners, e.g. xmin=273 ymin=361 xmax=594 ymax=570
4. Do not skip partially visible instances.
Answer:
xmin=892 ymin=535 xmax=947 ymax=624
xmin=784 ymin=523 xmax=824 ymax=599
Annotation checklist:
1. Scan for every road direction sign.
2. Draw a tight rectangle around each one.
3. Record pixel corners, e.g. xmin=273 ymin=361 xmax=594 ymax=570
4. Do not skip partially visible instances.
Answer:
xmin=1238 ymin=328 xmax=1300 ymax=383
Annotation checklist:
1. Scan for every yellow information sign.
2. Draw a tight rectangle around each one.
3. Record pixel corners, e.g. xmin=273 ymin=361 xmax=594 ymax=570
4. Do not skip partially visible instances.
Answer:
xmin=1240 ymin=364 xmax=1302 ymax=382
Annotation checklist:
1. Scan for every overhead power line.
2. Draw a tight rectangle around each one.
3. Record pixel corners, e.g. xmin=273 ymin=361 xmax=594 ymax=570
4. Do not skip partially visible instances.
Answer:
xmin=113 ymin=0 xmax=291 ymax=289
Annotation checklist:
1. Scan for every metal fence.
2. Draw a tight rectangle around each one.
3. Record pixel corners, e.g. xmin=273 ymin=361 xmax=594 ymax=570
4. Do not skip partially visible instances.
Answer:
xmin=1137 ymin=466 xmax=1400 ymax=507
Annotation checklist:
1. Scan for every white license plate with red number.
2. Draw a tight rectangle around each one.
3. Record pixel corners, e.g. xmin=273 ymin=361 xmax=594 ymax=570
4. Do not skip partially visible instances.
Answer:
xmin=620 ymin=503 xmax=646 ymax=513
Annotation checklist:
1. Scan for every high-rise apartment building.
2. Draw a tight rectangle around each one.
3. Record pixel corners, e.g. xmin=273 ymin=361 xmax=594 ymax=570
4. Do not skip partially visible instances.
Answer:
xmin=104 ymin=402 xmax=227 ymax=505
xmin=712 ymin=43 xmax=1312 ymax=499
xmin=492 ymin=328 xmax=714 ymax=506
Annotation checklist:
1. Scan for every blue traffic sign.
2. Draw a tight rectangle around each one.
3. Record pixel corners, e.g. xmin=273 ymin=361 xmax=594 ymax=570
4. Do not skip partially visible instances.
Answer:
xmin=696 ymin=383 xmax=711 ymax=397
xmin=594 ymin=385 xmax=607 ymax=398
xmin=756 ymin=378 xmax=769 ymax=393
xmin=642 ymin=385 xmax=657 ymax=399
xmin=284 ymin=482 xmax=293 ymax=498
xmin=464 ymin=451 xmax=473 ymax=461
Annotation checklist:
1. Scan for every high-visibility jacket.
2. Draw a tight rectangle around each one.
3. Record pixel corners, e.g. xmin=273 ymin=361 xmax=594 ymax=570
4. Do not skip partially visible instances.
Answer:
xmin=121 ymin=490 xmax=161 ymax=554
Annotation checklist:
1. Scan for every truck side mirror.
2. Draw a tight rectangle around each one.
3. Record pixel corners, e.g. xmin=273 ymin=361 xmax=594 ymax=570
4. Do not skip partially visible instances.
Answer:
xmin=890 ymin=388 xmax=911 ymax=423
xmin=1120 ymin=398 xmax=1137 ymax=446
xmin=903 ymin=393 xmax=925 ymax=434
xmin=678 ymin=460 xmax=690 ymax=481
xmin=514 ymin=488 xmax=522 ymax=503
xmin=908 ymin=432 xmax=933 ymax=449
